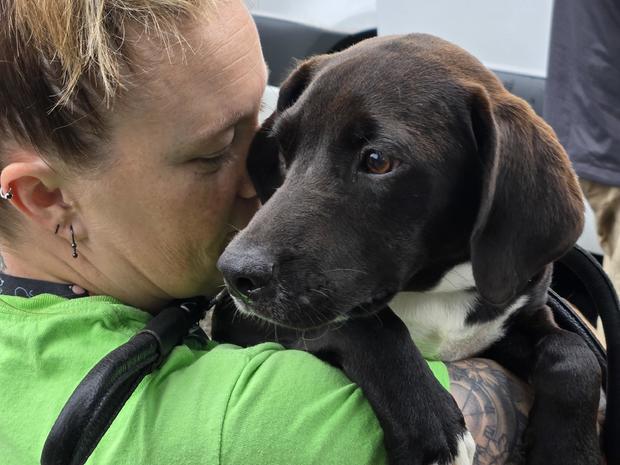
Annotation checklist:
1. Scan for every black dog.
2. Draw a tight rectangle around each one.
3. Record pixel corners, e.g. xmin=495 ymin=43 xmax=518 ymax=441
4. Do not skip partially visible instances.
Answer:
xmin=215 ymin=34 xmax=602 ymax=465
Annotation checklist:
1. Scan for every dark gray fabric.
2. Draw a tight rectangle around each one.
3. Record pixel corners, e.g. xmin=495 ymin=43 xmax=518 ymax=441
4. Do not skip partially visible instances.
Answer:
xmin=544 ymin=0 xmax=620 ymax=186
xmin=253 ymin=15 xmax=348 ymax=86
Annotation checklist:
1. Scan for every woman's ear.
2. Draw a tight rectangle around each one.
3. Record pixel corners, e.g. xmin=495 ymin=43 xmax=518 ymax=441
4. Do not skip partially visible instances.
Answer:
xmin=0 ymin=151 xmax=76 ymax=233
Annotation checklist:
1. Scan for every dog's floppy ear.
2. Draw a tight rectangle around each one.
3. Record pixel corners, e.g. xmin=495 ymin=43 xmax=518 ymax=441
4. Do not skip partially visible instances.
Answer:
xmin=247 ymin=113 xmax=281 ymax=202
xmin=247 ymin=56 xmax=327 ymax=202
xmin=275 ymin=57 xmax=325 ymax=112
xmin=468 ymin=85 xmax=584 ymax=306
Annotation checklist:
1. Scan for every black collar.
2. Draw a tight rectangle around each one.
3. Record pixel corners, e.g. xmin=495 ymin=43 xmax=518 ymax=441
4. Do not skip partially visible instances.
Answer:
xmin=0 ymin=272 xmax=89 ymax=299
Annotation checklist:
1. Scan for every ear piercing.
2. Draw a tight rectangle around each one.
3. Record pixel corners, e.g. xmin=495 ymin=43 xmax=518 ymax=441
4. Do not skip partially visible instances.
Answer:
xmin=70 ymin=225 xmax=78 ymax=259
xmin=0 ymin=186 xmax=13 ymax=200
xmin=0 ymin=185 xmax=79 ymax=258
xmin=55 ymin=224 xmax=78 ymax=259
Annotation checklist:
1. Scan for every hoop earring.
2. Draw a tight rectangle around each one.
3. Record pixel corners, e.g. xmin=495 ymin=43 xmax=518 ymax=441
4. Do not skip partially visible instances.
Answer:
xmin=0 ymin=187 xmax=13 ymax=200
xmin=70 ymin=225 xmax=78 ymax=259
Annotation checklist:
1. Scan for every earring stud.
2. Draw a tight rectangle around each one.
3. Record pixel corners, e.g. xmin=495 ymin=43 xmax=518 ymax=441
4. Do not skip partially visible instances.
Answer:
xmin=0 ymin=187 xmax=13 ymax=200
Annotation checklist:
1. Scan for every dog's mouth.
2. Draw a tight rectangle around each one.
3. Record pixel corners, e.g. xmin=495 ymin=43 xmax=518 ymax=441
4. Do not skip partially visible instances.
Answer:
xmin=349 ymin=289 xmax=397 ymax=318
xmin=224 ymin=280 xmax=398 ymax=330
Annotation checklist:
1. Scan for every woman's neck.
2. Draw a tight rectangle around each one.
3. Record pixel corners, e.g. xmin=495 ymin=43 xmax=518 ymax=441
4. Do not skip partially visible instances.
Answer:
xmin=0 ymin=246 xmax=167 ymax=312
xmin=0 ymin=248 xmax=71 ymax=284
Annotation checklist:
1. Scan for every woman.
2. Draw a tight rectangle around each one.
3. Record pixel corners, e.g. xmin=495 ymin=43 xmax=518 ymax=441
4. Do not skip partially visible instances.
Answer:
xmin=0 ymin=1 xmax=531 ymax=464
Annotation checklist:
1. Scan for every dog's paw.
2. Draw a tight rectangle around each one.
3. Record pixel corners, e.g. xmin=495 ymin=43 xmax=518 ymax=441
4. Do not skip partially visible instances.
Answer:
xmin=431 ymin=431 xmax=476 ymax=465
xmin=420 ymin=388 xmax=476 ymax=465
xmin=397 ymin=419 xmax=475 ymax=465
xmin=388 ymin=387 xmax=476 ymax=465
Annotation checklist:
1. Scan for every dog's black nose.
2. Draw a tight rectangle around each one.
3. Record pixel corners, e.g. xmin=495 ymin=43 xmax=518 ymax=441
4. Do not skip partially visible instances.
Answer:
xmin=217 ymin=249 xmax=274 ymax=298
xmin=233 ymin=268 xmax=272 ymax=295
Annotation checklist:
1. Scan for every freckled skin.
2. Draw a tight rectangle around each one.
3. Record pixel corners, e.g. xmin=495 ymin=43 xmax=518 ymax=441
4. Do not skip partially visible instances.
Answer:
xmin=2 ymin=1 xmax=266 ymax=311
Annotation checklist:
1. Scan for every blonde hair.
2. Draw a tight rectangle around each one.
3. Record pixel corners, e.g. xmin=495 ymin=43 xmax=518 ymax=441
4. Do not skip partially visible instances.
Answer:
xmin=0 ymin=0 xmax=217 ymax=239
xmin=9 ymin=0 xmax=210 ymax=106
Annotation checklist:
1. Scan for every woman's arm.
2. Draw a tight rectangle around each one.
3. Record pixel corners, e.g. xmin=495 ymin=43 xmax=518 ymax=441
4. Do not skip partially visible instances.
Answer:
xmin=449 ymin=358 xmax=606 ymax=465
xmin=448 ymin=358 xmax=533 ymax=465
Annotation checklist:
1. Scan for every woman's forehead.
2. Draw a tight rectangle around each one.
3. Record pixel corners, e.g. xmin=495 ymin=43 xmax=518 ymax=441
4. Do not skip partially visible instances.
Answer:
xmin=109 ymin=2 xmax=267 ymax=155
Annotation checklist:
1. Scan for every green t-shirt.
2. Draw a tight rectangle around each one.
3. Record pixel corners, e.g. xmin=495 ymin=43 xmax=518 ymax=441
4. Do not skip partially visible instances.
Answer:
xmin=0 ymin=294 xmax=449 ymax=465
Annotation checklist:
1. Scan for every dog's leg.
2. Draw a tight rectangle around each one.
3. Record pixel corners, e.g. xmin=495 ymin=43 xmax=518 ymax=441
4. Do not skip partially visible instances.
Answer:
xmin=294 ymin=307 xmax=475 ymax=465
xmin=482 ymin=306 xmax=602 ymax=465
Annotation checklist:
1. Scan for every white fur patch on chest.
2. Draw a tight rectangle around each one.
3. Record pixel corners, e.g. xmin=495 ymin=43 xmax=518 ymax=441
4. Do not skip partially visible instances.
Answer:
xmin=390 ymin=263 xmax=527 ymax=361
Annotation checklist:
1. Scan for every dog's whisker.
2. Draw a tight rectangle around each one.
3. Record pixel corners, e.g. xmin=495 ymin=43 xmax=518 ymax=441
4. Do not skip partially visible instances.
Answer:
xmin=225 ymin=223 xmax=242 ymax=233
xmin=443 ymin=276 xmax=460 ymax=291
xmin=273 ymin=321 xmax=279 ymax=342
xmin=325 ymin=314 xmax=348 ymax=333
xmin=310 ymin=288 xmax=331 ymax=301
xmin=299 ymin=331 xmax=309 ymax=351
xmin=230 ymin=307 xmax=240 ymax=325
xmin=306 ymin=303 xmax=330 ymax=323
xmin=451 ymin=270 xmax=470 ymax=283
xmin=323 ymin=268 xmax=369 ymax=275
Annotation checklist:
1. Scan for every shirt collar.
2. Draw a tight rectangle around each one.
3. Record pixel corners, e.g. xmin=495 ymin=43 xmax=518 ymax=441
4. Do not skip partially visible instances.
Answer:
xmin=0 ymin=272 xmax=89 ymax=299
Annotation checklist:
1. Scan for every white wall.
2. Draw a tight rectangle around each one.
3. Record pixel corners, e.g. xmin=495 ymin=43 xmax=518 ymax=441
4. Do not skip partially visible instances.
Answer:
xmin=260 ymin=86 xmax=279 ymax=123
xmin=377 ymin=0 xmax=554 ymax=77
xmin=246 ymin=0 xmax=377 ymax=34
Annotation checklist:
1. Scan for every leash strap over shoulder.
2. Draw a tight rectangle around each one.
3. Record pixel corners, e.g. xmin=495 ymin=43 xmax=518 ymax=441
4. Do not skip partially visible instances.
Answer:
xmin=40 ymin=295 xmax=219 ymax=465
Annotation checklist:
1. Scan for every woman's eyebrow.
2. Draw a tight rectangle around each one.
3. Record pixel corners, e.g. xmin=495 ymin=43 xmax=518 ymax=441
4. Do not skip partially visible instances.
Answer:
xmin=212 ymin=109 xmax=246 ymax=135
xmin=175 ymin=109 xmax=245 ymax=155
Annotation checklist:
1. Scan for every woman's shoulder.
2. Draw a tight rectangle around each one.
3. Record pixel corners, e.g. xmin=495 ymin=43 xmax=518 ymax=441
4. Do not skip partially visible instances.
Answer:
xmin=160 ymin=340 xmax=375 ymax=419
xmin=195 ymin=342 xmax=388 ymax=465
xmin=0 ymin=294 xmax=387 ymax=465
xmin=121 ymin=342 xmax=387 ymax=464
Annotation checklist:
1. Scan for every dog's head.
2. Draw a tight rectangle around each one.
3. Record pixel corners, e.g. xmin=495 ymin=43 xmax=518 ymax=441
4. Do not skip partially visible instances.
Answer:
xmin=218 ymin=34 xmax=584 ymax=329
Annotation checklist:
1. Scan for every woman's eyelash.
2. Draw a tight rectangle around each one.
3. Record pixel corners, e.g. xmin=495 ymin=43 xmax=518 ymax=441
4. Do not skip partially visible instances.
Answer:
xmin=195 ymin=146 xmax=233 ymax=165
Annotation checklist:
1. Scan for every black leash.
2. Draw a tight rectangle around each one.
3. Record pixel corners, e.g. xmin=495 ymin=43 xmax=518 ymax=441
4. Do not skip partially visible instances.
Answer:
xmin=40 ymin=292 xmax=226 ymax=465
xmin=547 ymin=289 xmax=607 ymax=386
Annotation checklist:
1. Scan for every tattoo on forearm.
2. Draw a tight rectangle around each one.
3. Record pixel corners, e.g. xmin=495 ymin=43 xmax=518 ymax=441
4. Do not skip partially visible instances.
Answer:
xmin=448 ymin=359 xmax=533 ymax=465
xmin=448 ymin=359 xmax=606 ymax=465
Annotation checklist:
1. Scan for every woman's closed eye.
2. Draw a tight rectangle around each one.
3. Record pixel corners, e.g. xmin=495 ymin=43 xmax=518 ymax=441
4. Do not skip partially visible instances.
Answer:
xmin=191 ymin=146 xmax=234 ymax=173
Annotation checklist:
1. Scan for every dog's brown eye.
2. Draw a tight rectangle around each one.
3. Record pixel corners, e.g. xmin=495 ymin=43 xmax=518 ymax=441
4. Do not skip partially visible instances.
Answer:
xmin=363 ymin=150 xmax=395 ymax=175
